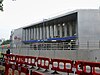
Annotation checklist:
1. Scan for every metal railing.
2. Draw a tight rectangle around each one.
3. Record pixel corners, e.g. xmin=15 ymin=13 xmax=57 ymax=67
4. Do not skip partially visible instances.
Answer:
xmin=9 ymin=41 xmax=100 ymax=50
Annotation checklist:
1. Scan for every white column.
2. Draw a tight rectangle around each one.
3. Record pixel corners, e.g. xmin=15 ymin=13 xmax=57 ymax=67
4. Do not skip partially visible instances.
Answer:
xmin=64 ymin=23 xmax=67 ymax=37
xmin=36 ymin=27 xmax=39 ymax=40
xmin=23 ymin=29 xmax=25 ymax=41
xmin=45 ymin=26 xmax=48 ymax=39
xmin=33 ymin=27 xmax=34 ymax=40
xmin=27 ymin=29 xmax=28 ymax=40
xmin=43 ymin=26 xmax=46 ymax=39
xmin=28 ymin=29 xmax=29 ymax=40
xmin=69 ymin=23 xmax=72 ymax=36
xmin=35 ymin=27 xmax=37 ymax=40
xmin=40 ymin=27 xmax=42 ymax=39
xmin=29 ymin=28 xmax=31 ymax=40
xmin=34 ymin=27 xmax=36 ymax=40
xmin=31 ymin=28 xmax=33 ymax=40
xmin=46 ymin=25 xmax=50 ymax=38
xmin=60 ymin=24 xmax=63 ymax=38
xmin=50 ymin=25 xmax=51 ymax=38
xmin=75 ymin=21 xmax=77 ymax=36
xmin=42 ymin=27 xmax=43 ymax=39
xmin=50 ymin=25 xmax=53 ymax=38
xmin=38 ymin=27 xmax=40 ymax=39
xmin=45 ymin=26 xmax=47 ymax=39
xmin=25 ymin=29 xmax=27 ymax=41
xmin=27 ymin=29 xmax=29 ymax=40
xmin=54 ymin=25 xmax=58 ymax=37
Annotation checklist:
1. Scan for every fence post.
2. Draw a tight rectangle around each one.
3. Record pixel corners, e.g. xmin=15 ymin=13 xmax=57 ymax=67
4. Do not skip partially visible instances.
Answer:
xmin=5 ymin=63 xmax=9 ymax=75
xmin=87 ymin=41 xmax=89 ymax=49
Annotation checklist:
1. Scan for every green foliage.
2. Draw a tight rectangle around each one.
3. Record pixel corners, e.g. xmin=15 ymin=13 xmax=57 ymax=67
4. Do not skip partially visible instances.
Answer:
xmin=1 ymin=40 xmax=11 ymax=45
xmin=0 ymin=0 xmax=3 ymax=11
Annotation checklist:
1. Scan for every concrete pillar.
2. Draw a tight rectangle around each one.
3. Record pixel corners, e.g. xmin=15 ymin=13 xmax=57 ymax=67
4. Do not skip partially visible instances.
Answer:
xmin=37 ymin=27 xmax=39 ymax=40
xmin=43 ymin=26 xmax=46 ymax=39
xmin=45 ymin=26 xmax=47 ymax=39
xmin=42 ymin=27 xmax=44 ymax=39
xmin=40 ymin=27 xmax=42 ymax=39
xmin=57 ymin=24 xmax=60 ymax=37
xmin=59 ymin=24 xmax=63 ymax=37
xmin=64 ymin=23 xmax=67 ymax=37
xmin=23 ymin=29 xmax=25 ymax=41
xmin=27 ymin=29 xmax=29 ymax=40
xmin=29 ymin=28 xmax=31 ymax=40
xmin=50 ymin=25 xmax=54 ymax=38
xmin=35 ymin=27 xmax=37 ymax=40
xmin=28 ymin=29 xmax=30 ymax=40
xmin=32 ymin=27 xmax=34 ymax=40
xmin=25 ymin=29 xmax=27 ymax=41
xmin=30 ymin=28 xmax=31 ymax=40
xmin=54 ymin=25 xmax=58 ymax=37
xmin=73 ymin=21 xmax=77 ymax=36
xmin=46 ymin=25 xmax=50 ymax=38
xmin=34 ymin=27 xmax=36 ymax=40
xmin=38 ymin=27 xmax=40 ymax=39
xmin=69 ymin=23 xmax=72 ymax=36
xmin=31 ymin=28 xmax=33 ymax=40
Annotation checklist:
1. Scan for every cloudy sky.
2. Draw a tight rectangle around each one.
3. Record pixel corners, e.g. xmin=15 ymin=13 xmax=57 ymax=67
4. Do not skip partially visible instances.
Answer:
xmin=0 ymin=0 xmax=100 ymax=40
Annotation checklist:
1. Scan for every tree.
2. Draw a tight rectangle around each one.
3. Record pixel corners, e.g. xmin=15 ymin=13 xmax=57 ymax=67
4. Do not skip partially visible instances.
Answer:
xmin=1 ymin=40 xmax=11 ymax=45
xmin=0 ymin=0 xmax=3 ymax=11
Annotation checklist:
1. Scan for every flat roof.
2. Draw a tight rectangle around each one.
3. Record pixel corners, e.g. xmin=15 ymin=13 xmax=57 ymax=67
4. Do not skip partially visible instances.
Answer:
xmin=22 ymin=9 xmax=98 ymax=29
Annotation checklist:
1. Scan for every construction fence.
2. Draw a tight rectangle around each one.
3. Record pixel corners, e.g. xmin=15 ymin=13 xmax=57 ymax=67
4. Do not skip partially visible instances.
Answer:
xmin=0 ymin=53 xmax=100 ymax=75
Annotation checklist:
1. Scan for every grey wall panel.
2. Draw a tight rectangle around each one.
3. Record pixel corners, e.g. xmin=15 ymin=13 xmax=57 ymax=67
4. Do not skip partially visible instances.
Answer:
xmin=78 ymin=10 xmax=100 ymax=49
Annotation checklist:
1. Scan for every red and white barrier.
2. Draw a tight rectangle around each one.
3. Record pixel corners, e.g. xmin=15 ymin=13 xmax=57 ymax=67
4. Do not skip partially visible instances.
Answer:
xmin=51 ymin=58 xmax=73 ymax=74
xmin=8 ymin=54 xmax=16 ymax=63
xmin=16 ymin=55 xmax=25 ymax=65
xmin=3 ymin=54 xmax=9 ymax=63
xmin=24 ymin=56 xmax=36 ymax=67
xmin=3 ymin=54 xmax=16 ymax=63
xmin=37 ymin=57 xmax=50 ymax=70
xmin=32 ymin=71 xmax=44 ymax=75
xmin=75 ymin=60 xmax=100 ymax=75
xmin=3 ymin=53 xmax=100 ymax=75
xmin=5 ymin=63 xmax=29 ymax=75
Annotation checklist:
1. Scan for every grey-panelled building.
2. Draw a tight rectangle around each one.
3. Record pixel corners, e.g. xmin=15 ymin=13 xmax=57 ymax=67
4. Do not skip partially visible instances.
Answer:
xmin=12 ymin=8 xmax=100 ymax=51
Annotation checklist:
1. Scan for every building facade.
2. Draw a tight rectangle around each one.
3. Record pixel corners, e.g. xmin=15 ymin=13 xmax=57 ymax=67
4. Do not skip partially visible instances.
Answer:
xmin=12 ymin=9 xmax=100 ymax=50
xmin=10 ymin=8 xmax=100 ymax=61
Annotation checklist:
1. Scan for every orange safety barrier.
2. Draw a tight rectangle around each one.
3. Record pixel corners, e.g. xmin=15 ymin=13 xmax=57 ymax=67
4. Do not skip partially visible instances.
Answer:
xmin=5 ymin=63 xmax=29 ymax=75
xmin=51 ymin=59 xmax=73 ymax=74
xmin=32 ymin=71 xmax=44 ymax=75
xmin=37 ymin=57 xmax=50 ymax=70
xmin=75 ymin=60 xmax=100 ymax=75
